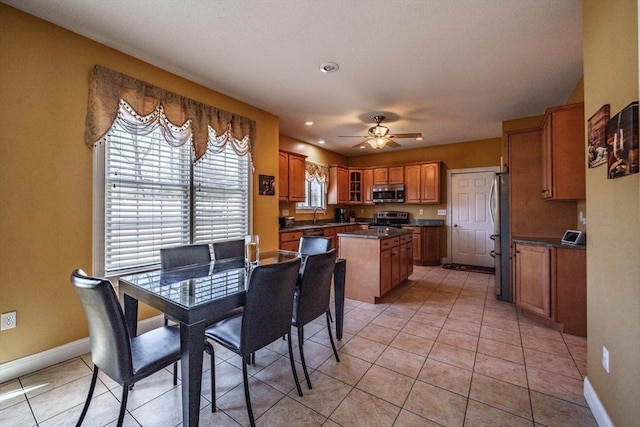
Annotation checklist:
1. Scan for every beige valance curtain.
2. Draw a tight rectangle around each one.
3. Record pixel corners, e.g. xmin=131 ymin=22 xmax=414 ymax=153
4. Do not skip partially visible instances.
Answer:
xmin=84 ymin=65 xmax=256 ymax=160
xmin=305 ymin=161 xmax=329 ymax=183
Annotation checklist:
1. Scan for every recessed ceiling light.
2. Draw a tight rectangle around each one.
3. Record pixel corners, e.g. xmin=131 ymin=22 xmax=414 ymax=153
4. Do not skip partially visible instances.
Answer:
xmin=305 ymin=121 xmax=315 ymax=126
xmin=416 ymin=137 xmax=424 ymax=141
xmin=320 ymin=62 xmax=339 ymax=73
xmin=318 ymin=139 xmax=325 ymax=144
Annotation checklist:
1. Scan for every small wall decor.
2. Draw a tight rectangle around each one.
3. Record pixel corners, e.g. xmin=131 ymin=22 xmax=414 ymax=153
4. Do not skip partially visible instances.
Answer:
xmin=605 ymin=101 xmax=638 ymax=179
xmin=587 ymin=104 xmax=610 ymax=168
xmin=258 ymin=174 xmax=275 ymax=195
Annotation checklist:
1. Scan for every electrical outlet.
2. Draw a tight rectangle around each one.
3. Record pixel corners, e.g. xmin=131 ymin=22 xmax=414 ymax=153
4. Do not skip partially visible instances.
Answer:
xmin=419 ymin=209 xmax=424 ymax=215
xmin=1 ymin=311 xmax=16 ymax=330
xmin=282 ymin=209 xmax=289 ymax=216
xmin=602 ymin=346 xmax=610 ymax=373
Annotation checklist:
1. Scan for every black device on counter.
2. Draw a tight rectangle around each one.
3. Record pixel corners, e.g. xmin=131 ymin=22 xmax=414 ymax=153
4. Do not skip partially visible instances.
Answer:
xmin=335 ymin=208 xmax=347 ymax=223
xmin=561 ymin=229 xmax=586 ymax=246
xmin=279 ymin=216 xmax=295 ymax=228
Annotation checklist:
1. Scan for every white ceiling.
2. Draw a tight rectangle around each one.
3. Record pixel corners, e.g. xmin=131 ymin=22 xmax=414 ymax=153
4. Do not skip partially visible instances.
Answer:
xmin=5 ymin=0 xmax=583 ymax=156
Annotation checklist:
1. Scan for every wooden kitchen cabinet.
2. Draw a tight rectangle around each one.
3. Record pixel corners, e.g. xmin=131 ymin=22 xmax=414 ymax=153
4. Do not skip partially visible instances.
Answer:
xmin=402 ymin=225 xmax=441 ymax=265
xmin=373 ymin=166 xmax=404 ymax=185
xmin=363 ymin=168 xmax=375 ymax=204
xmin=399 ymin=234 xmax=413 ymax=282
xmin=278 ymin=150 xmax=306 ymax=202
xmin=514 ymin=241 xmax=586 ymax=336
xmin=348 ymin=169 xmax=363 ymax=204
xmin=328 ymin=165 xmax=349 ymax=204
xmin=340 ymin=234 xmax=409 ymax=303
xmin=279 ymin=230 xmax=303 ymax=251
xmin=514 ymin=243 xmax=551 ymax=318
xmin=541 ymin=103 xmax=585 ymax=200
xmin=323 ymin=225 xmax=345 ymax=251
xmin=405 ymin=162 xmax=441 ymax=204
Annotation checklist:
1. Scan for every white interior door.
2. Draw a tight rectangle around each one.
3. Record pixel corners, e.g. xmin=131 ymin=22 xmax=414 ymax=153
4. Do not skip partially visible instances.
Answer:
xmin=451 ymin=170 xmax=495 ymax=267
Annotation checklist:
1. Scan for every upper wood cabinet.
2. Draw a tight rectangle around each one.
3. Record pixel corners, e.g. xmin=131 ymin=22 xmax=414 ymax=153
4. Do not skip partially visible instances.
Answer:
xmin=278 ymin=150 xmax=306 ymax=202
xmin=541 ymin=103 xmax=585 ymax=200
xmin=373 ymin=166 xmax=404 ymax=185
xmin=404 ymin=162 xmax=441 ymax=204
xmin=328 ymin=165 xmax=349 ymax=204
xmin=348 ymin=169 xmax=363 ymax=204
xmin=362 ymin=168 xmax=375 ymax=204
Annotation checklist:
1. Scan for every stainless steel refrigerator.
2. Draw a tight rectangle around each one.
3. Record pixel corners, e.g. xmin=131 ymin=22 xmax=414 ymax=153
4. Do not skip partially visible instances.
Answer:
xmin=490 ymin=172 xmax=511 ymax=302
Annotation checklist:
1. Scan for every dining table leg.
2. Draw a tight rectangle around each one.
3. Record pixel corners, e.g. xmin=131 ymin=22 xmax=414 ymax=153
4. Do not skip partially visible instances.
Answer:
xmin=334 ymin=258 xmax=346 ymax=340
xmin=122 ymin=294 xmax=138 ymax=337
xmin=180 ymin=320 xmax=206 ymax=427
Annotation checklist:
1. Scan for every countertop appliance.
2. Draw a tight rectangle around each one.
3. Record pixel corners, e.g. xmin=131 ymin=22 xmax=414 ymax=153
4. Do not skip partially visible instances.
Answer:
xmin=335 ymin=208 xmax=347 ymax=223
xmin=490 ymin=172 xmax=511 ymax=302
xmin=279 ymin=216 xmax=295 ymax=228
xmin=369 ymin=211 xmax=410 ymax=229
xmin=372 ymin=183 xmax=405 ymax=204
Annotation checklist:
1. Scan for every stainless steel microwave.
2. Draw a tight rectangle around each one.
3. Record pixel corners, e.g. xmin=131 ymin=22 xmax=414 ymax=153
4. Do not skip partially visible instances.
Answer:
xmin=372 ymin=183 xmax=405 ymax=203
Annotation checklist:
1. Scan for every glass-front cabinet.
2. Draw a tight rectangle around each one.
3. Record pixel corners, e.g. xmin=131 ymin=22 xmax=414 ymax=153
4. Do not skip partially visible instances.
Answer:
xmin=349 ymin=170 xmax=362 ymax=204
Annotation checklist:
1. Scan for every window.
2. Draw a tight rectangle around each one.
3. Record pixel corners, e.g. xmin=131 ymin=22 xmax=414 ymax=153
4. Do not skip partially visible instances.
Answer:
xmin=96 ymin=122 xmax=250 ymax=277
xmin=296 ymin=178 xmax=326 ymax=211
xmin=295 ymin=162 xmax=328 ymax=212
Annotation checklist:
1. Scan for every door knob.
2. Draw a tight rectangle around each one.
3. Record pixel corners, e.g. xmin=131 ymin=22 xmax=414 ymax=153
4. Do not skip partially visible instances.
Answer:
xmin=453 ymin=224 xmax=458 ymax=227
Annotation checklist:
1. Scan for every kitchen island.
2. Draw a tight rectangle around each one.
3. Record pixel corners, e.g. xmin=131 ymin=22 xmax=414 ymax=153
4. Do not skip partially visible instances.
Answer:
xmin=338 ymin=227 xmax=413 ymax=303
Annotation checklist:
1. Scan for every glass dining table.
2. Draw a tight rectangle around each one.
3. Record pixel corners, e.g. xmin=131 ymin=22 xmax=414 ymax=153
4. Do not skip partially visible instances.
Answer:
xmin=118 ymin=250 xmax=346 ymax=427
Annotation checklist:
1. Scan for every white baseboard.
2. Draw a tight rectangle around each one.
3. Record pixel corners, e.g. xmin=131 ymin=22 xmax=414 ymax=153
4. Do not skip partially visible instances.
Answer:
xmin=584 ymin=376 xmax=614 ymax=427
xmin=0 ymin=315 xmax=164 ymax=384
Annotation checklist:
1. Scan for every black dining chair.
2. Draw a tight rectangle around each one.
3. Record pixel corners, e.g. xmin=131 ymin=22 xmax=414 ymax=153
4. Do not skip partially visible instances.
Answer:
xmin=292 ymin=249 xmax=340 ymax=389
xmin=204 ymin=257 xmax=303 ymax=426
xmin=298 ymin=236 xmax=331 ymax=255
xmin=297 ymin=235 xmax=335 ymax=323
xmin=70 ymin=269 xmax=181 ymax=427
xmin=159 ymin=244 xmax=213 ymax=372
xmin=212 ymin=238 xmax=245 ymax=260
xmin=160 ymin=243 xmax=211 ymax=269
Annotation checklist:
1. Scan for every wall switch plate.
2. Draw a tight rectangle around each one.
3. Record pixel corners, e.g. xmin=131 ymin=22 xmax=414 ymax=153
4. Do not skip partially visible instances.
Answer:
xmin=1 ymin=312 xmax=16 ymax=330
xmin=602 ymin=346 xmax=610 ymax=373
xmin=437 ymin=209 xmax=446 ymax=216
xmin=282 ymin=209 xmax=289 ymax=216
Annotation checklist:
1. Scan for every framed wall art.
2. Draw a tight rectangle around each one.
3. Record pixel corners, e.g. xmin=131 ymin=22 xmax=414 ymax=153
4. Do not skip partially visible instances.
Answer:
xmin=587 ymin=104 xmax=610 ymax=168
xmin=605 ymin=101 xmax=638 ymax=179
xmin=258 ymin=174 xmax=275 ymax=195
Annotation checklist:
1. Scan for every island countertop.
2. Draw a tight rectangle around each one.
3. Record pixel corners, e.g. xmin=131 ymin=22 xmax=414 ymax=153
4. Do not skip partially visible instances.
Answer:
xmin=337 ymin=228 xmax=412 ymax=239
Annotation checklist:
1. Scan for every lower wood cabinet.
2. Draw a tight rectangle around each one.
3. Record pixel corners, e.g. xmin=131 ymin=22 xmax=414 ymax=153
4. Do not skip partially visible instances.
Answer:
xmin=340 ymin=233 xmax=412 ymax=304
xmin=279 ymin=230 xmax=303 ymax=252
xmin=403 ymin=225 xmax=442 ymax=265
xmin=514 ymin=242 xmax=586 ymax=336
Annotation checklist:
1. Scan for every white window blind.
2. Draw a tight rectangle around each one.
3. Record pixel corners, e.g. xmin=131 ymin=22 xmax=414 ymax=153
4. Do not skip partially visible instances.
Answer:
xmin=101 ymin=121 xmax=251 ymax=276
xmin=104 ymin=123 xmax=191 ymax=275
xmin=194 ymin=144 xmax=249 ymax=244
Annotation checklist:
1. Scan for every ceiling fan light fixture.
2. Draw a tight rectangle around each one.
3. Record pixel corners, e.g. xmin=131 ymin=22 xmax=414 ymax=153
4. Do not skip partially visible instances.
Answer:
xmin=368 ymin=137 xmax=388 ymax=149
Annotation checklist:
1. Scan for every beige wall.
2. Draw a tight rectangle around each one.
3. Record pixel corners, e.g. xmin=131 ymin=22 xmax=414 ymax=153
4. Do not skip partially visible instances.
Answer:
xmin=0 ymin=5 xmax=280 ymax=363
xmin=583 ymin=1 xmax=639 ymax=425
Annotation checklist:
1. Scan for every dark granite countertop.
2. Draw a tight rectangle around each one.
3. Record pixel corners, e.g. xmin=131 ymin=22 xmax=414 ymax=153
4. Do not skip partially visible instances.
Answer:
xmin=405 ymin=219 xmax=445 ymax=227
xmin=512 ymin=236 xmax=586 ymax=250
xmin=279 ymin=221 xmax=367 ymax=233
xmin=337 ymin=228 xmax=412 ymax=239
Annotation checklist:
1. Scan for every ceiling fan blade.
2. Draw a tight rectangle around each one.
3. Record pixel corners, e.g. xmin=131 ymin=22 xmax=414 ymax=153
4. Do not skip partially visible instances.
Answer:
xmin=385 ymin=139 xmax=401 ymax=148
xmin=351 ymin=141 xmax=369 ymax=149
xmin=389 ymin=133 xmax=423 ymax=139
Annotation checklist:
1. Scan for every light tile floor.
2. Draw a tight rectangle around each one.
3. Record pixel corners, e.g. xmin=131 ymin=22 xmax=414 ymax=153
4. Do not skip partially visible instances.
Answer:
xmin=0 ymin=265 xmax=596 ymax=426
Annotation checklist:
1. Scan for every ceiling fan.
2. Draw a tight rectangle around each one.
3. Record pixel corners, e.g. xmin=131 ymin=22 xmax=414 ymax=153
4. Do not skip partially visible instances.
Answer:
xmin=340 ymin=115 xmax=423 ymax=150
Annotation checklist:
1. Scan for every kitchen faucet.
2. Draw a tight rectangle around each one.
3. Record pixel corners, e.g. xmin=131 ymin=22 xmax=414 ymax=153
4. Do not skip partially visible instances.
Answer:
xmin=312 ymin=206 xmax=325 ymax=224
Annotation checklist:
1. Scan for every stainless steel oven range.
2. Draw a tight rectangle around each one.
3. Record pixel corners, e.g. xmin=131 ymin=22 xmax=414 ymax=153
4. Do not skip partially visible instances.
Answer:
xmin=368 ymin=211 xmax=410 ymax=229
